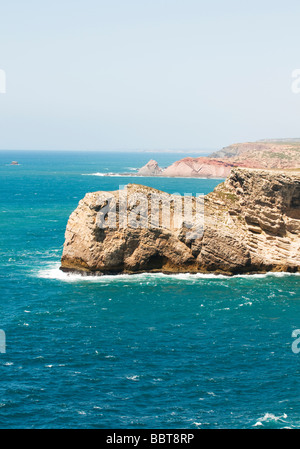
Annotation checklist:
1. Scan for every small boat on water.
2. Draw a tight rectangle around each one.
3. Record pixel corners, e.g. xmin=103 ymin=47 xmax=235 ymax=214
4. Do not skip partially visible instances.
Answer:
xmin=10 ymin=161 xmax=19 ymax=165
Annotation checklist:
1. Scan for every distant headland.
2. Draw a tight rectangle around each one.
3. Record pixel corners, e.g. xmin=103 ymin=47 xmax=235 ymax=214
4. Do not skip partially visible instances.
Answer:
xmin=135 ymin=139 xmax=300 ymax=178
xmin=91 ymin=139 xmax=300 ymax=179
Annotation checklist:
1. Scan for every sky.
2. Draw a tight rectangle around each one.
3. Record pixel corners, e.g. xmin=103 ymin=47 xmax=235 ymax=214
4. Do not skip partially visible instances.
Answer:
xmin=0 ymin=0 xmax=300 ymax=152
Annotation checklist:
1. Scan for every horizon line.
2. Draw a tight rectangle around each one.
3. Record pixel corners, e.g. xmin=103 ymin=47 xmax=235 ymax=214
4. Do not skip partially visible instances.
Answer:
xmin=0 ymin=148 xmax=215 ymax=153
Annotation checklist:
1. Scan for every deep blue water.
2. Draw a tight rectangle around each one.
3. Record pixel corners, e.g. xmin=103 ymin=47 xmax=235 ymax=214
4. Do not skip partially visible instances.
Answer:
xmin=0 ymin=150 xmax=300 ymax=429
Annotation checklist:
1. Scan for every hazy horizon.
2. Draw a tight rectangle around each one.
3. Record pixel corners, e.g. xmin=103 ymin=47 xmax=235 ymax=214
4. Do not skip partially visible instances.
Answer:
xmin=0 ymin=147 xmax=213 ymax=153
xmin=2 ymin=137 xmax=300 ymax=153
xmin=1 ymin=1 xmax=300 ymax=152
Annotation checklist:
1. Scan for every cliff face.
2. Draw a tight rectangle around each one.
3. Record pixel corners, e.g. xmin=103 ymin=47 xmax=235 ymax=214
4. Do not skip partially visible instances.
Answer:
xmin=137 ymin=159 xmax=163 ymax=176
xmin=136 ymin=157 xmax=236 ymax=178
xmin=60 ymin=168 xmax=300 ymax=275
xmin=135 ymin=140 xmax=300 ymax=179
xmin=210 ymin=140 xmax=300 ymax=169
xmin=161 ymin=157 xmax=235 ymax=178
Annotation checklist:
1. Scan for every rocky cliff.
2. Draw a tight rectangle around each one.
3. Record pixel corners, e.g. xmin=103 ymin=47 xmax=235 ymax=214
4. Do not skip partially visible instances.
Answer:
xmin=135 ymin=140 xmax=300 ymax=178
xmin=137 ymin=159 xmax=163 ymax=176
xmin=60 ymin=168 xmax=300 ymax=276
xmin=210 ymin=140 xmax=300 ymax=169
xmin=137 ymin=157 xmax=236 ymax=178
xmin=161 ymin=157 xmax=236 ymax=178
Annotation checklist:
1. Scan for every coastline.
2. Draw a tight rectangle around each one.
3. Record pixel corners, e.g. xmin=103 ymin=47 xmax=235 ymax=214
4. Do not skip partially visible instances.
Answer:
xmin=82 ymin=172 xmax=226 ymax=180
xmin=39 ymin=261 xmax=300 ymax=281
xmin=61 ymin=168 xmax=300 ymax=277
xmin=1 ymin=149 xmax=299 ymax=429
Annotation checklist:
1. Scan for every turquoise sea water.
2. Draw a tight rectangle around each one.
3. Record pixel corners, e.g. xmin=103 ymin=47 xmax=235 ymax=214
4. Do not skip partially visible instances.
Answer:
xmin=0 ymin=150 xmax=300 ymax=429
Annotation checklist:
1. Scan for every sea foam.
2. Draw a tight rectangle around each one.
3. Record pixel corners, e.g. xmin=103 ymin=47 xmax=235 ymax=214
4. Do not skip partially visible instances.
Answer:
xmin=36 ymin=262 xmax=300 ymax=283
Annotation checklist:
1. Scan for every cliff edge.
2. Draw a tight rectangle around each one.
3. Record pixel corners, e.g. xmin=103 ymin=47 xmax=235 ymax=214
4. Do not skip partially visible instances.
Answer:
xmin=137 ymin=157 xmax=236 ymax=178
xmin=210 ymin=140 xmax=300 ymax=169
xmin=161 ymin=157 xmax=236 ymax=178
xmin=60 ymin=168 xmax=300 ymax=275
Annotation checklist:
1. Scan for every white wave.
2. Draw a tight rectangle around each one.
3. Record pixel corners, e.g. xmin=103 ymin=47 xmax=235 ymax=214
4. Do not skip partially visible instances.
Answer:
xmin=207 ymin=391 xmax=216 ymax=396
xmin=253 ymin=413 xmax=288 ymax=427
xmin=262 ymin=412 xmax=287 ymax=421
xmin=35 ymin=264 xmax=229 ymax=283
xmin=253 ymin=421 xmax=263 ymax=427
xmin=82 ymin=172 xmax=136 ymax=177
xmin=36 ymin=263 xmax=97 ymax=282
xmin=126 ymin=375 xmax=140 ymax=381
xmin=35 ymin=262 xmax=300 ymax=283
xmin=82 ymin=172 xmax=226 ymax=179
xmin=82 ymin=172 xmax=106 ymax=176
xmin=234 ymin=272 xmax=300 ymax=279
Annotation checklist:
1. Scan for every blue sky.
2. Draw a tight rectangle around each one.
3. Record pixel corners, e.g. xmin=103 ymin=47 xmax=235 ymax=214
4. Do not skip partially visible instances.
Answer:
xmin=0 ymin=0 xmax=300 ymax=151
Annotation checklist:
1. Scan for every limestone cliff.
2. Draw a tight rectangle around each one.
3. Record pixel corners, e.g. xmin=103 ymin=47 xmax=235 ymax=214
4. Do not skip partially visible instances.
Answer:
xmin=60 ymin=168 xmax=300 ymax=275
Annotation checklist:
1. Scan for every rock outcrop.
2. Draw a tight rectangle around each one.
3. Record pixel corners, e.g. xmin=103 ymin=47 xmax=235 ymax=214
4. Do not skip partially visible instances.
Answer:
xmin=137 ymin=160 xmax=163 ymax=176
xmin=60 ymin=168 xmax=300 ymax=276
xmin=137 ymin=157 xmax=236 ymax=178
xmin=161 ymin=157 xmax=236 ymax=178
xmin=135 ymin=139 xmax=300 ymax=178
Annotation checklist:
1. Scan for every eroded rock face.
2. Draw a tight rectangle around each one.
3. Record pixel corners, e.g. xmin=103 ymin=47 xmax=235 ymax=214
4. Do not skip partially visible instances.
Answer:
xmin=60 ymin=168 xmax=300 ymax=275
xmin=210 ymin=140 xmax=300 ymax=169
xmin=161 ymin=157 xmax=236 ymax=178
xmin=137 ymin=157 xmax=236 ymax=178
xmin=137 ymin=160 xmax=163 ymax=176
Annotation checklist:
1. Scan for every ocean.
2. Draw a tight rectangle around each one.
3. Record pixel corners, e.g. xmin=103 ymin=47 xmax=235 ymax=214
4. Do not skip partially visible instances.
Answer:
xmin=0 ymin=150 xmax=299 ymax=429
